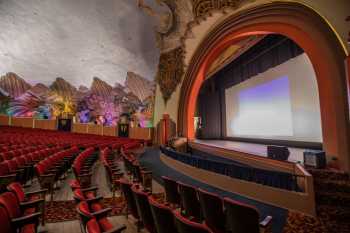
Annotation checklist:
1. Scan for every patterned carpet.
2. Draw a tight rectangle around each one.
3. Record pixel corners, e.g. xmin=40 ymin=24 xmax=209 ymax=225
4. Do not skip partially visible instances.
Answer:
xmin=45 ymin=197 xmax=125 ymax=223
xmin=45 ymin=193 xmax=165 ymax=223
xmin=283 ymin=169 xmax=350 ymax=233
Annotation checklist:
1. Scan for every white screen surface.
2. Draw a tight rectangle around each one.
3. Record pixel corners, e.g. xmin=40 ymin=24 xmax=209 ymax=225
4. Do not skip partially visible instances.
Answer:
xmin=225 ymin=53 xmax=323 ymax=142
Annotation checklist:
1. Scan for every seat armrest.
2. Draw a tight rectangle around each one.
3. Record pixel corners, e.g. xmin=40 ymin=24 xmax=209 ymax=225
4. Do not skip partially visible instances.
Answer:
xmin=79 ymin=172 xmax=93 ymax=177
xmin=104 ymin=224 xmax=127 ymax=233
xmin=39 ymin=173 xmax=55 ymax=177
xmin=92 ymin=207 xmax=112 ymax=218
xmin=0 ymin=174 xmax=16 ymax=179
xmin=86 ymin=196 xmax=103 ymax=203
xmin=20 ymin=198 xmax=45 ymax=209
xmin=141 ymin=170 xmax=152 ymax=175
xmin=81 ymin=186 xmax=98 ymax=192
xmin=11 ymin=212 xmax=41 ymax=227
xmin=25 ymin=189 xmax=48 ymax=196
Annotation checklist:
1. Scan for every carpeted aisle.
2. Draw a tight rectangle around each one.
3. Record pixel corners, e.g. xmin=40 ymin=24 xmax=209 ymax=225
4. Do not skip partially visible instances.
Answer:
xmin=139 ymin=147 xmax=288 ymax=233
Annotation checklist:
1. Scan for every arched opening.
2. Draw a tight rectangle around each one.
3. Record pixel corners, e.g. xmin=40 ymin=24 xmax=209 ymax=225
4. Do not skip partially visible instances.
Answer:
xmin=178 ymin=2 xmax=350 ymax=171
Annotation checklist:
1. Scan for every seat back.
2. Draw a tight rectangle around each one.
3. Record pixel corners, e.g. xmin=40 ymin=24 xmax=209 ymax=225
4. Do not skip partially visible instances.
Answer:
xmin=7 ymin=182 xmax=26 ymax=202
xmin=173 ymin=210 xmax=212 ymax=233
xmin=197 ymin=188 xmax=225 ymax=233
xmin=86 ymin=218 xmax=102 ymax=233
xmin=0 ymin=205 xmax=12 ymax=233
xmin=177 ymin=182 xmax=201 ymax=221
xmin=223 ymin=197 xmax=260 ymax=233
xmin=119 ymin=180 xmax=139 ymax=219
xmin=0 ymin=192 xmax=21 ymax=218
xmin=73 ymin=189 xmax=86 ymax=202
xmin=131 ymin=185 xmax=155 ymax=233
xmin=77 ymin=201 xmax=94 ymax=230
xmin=162 ymin=176 xmax=180 ymax=205
xmin=149 ymin=197 xmax=178 ymax=233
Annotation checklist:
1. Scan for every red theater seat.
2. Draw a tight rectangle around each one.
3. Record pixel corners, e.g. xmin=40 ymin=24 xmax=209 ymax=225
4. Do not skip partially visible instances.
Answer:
xmin=131 ymin=185 xmax=156 ymax=233
xmin=73 ymin=187 xmax=103 ymax=212
xmin=197 ymin=188 xmax=225 ymax=233
xmin=0 ymin=162 xmax=16 ymax=192
xmin=77 ymin=201 xmax=126 ymax=233
xmin=173 ymin=209 xmax=213 ymax=233
xmin=223 ymin=197 xmax=272 ymax=233
xmin=0 ymin=192 xmax=41 ymax=233
xmin=162 ymin=176 xmax=180 ymax=207
xmin=7 ymin=182 xmax=47 ymax=225
xmin=119 ymin=179 xmax=140 ymax=226
xmin=177 ymin=181 xmax=201 ymax=222
xmin=148 ymin=196 xmax=178 ymax=233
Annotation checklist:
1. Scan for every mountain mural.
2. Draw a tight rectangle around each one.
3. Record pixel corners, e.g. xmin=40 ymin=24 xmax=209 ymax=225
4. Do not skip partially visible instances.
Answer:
xmin=50 ymin=77 xmax=79 ymax=100
xmin=90 ymin=77 xmax=113 ymax=100
xmin=0 ymin=72 xmax=155 ymax=127
xmin=0 ymin=72 xmax=32 ymax=98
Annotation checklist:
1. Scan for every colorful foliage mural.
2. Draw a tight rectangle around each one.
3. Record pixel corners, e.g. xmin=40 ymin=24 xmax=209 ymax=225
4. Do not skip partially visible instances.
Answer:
xmin=0 ymin=72 xmax=155 ymax=127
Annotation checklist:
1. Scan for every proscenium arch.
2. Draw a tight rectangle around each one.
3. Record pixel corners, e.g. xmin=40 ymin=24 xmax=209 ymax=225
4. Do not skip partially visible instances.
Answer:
xmin=178 ymin=2 xmax=350 ymax=171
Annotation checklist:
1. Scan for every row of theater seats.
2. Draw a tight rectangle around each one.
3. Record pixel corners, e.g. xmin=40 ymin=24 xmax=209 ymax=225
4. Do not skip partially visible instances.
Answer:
xmin=120 ymin=142 xmax=153 ymax=191
xmin=112 ymin=143 xmax=214 ymax=233
xmin=71 ymin=144 xmax=128 ymax=233
xmin=100 ymin=147 xmax=124 ymax=197
xmin=71 ymin=140 xmax=147 ymax=233
xmin=72 ymin=147 xmax=99 ymax=188
xmin=35 ymin=146 xmax=80 ymax=201
xmin=0 ymin=144 xmax=68 ymax=193
xmin=116 ymin=142 xmax=273 ymax=233
xmin=0 ymin=126 xmax=135 ymax=149
xmin=161 ymin=176 xmax=273 ymax=233
xmin=0 ymin=182 xmax=47 ymax=233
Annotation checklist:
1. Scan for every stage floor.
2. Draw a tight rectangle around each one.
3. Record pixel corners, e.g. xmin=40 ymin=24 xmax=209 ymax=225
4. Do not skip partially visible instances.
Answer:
xmin=193 ymin=139 xmax=306 ymax=163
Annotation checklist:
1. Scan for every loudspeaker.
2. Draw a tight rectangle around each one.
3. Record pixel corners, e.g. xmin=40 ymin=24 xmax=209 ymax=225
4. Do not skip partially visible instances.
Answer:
xmin=267 ymin=145 xmax=290 ymax=161
xmin=303 ymin=150 xmax=326 ymax=168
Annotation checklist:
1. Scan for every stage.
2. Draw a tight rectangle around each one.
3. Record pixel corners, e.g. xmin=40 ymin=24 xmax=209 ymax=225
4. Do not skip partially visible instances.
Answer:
xmin=192 ymin=139 xmax=306 ymax=164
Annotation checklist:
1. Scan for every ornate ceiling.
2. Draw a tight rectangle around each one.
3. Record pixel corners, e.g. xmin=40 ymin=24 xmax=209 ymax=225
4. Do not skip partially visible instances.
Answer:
xmin=0 ymin=0 xmax=160 ymax=87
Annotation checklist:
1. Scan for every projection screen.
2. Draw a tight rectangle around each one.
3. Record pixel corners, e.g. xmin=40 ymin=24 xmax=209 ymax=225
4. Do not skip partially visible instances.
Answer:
xmin=225 ymin=53 xmax=323 ymax=142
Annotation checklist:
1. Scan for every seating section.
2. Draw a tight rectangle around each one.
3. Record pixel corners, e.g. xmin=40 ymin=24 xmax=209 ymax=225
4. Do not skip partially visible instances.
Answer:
xmin=120 ymin=145 xmax=153 ymax=191
xmin=72 ymin=147 xmax=98 ymax=188
xmin=35 ymin=146 xmax=79 ymax=201
xmin=0 ymin=126 xmax=274 ymax=233
xmin=100 ymin=147 xmax=123 ymax=197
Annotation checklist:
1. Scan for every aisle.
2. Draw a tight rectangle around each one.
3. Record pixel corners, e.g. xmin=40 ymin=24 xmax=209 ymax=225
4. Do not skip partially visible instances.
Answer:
xmin=139 ymin=147 xmax=288 ymax=233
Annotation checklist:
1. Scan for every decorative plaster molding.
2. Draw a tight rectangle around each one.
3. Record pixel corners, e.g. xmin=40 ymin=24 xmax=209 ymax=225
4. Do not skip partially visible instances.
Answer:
xmin=156 ymin=47 xmax=184 ymax=104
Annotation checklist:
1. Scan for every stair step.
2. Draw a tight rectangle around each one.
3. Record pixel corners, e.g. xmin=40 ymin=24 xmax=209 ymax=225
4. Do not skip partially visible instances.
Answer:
xmin=317 ymin=205 xmax=350 ymax=224
xmin=314 ymin=180 xmax=350 ymax=193
xmin=316 ymin=191 xmax=350 ymax=207
xmin=309 ymin=169 xmax=349 ymax=181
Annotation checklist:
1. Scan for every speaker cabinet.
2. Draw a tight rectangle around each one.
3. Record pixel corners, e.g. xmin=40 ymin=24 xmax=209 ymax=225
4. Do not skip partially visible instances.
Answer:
xmin=303 ymin=150 xmax=326 ymax=168
xmin=267 ymin=145 xmax=290 ymax=161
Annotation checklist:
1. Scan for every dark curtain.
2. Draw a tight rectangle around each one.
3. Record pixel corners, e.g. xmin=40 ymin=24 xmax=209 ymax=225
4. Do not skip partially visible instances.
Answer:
xmin=198 ymin=91 xmax=221 ymax=139
xmin=197 ymin=35 xmax=303 ymax=139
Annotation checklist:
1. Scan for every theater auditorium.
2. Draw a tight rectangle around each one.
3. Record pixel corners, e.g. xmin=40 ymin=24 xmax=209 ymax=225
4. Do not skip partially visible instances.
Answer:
xmin=0 ymin=1 xmax=349 ymax=233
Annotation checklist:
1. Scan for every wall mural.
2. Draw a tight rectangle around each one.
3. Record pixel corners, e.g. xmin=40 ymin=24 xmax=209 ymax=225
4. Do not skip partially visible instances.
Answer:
xmin=0 ymin=72 xmax=155 ymax=128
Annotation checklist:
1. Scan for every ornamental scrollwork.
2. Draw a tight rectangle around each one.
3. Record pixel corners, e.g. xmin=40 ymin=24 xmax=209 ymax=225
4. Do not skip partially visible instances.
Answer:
xmin=156 ymin=47 xmax=184 ymax=104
